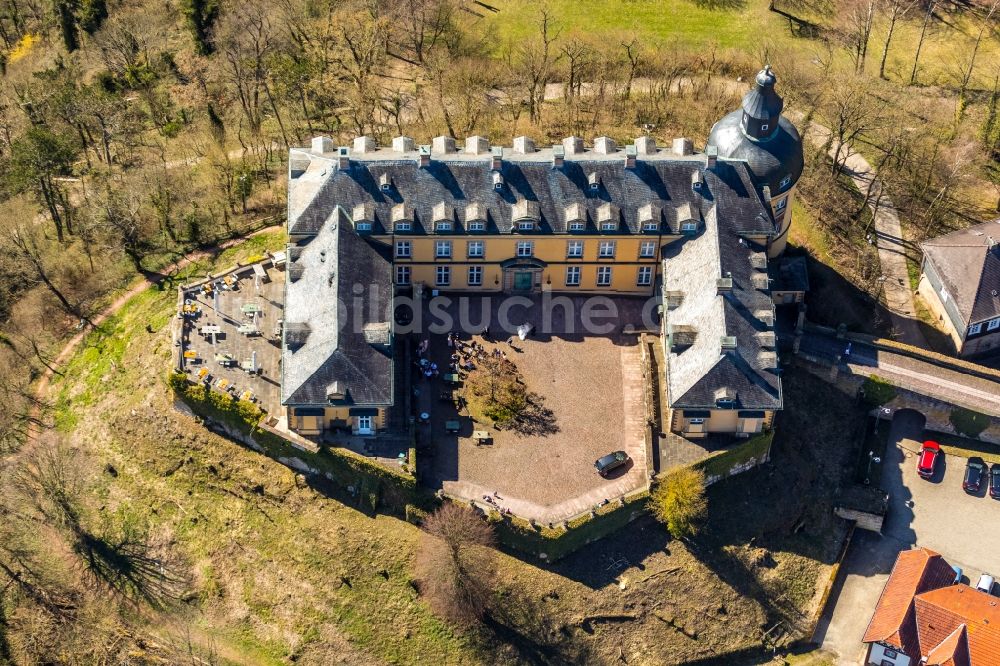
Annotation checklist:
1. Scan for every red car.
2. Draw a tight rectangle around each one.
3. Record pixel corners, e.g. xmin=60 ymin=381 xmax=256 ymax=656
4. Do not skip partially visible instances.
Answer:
xmin=917 ymin=441 xmax=941 ymax=479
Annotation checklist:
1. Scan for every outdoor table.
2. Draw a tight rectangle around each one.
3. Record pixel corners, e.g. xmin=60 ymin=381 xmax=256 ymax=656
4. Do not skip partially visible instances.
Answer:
xmin=197 ymin=368 xmax=209 ymax=381
xmin=223 ymin=275 xmax=236 ymax=286
xmin=183 ymin=350 xmax=197 ymax=359
xmin=239 ymin=390 xmax=255 ymax=402
xmin=444 ymin=373 xmax=460 ymax=384
xmin=215 ymin=378 xmax=230 ymax=390
xmin=237 ymin=324 xmax=259 ymax=335
xmin=241 ymin=303 xmax=261 ymax=314
xmin=473 ymin=431 xmax=491 ymax=445
xmin=200 ymin=325 xmax=221 ymax=335
xmin=215 ymin=353 xmax=234 ymax=365
xmin=445 ymin=420 xmax=460 ymax=433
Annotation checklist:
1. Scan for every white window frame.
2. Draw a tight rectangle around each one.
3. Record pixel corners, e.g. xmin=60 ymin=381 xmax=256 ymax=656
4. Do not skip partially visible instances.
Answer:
xmin=356 ymin=222 xmax=372 ymax=232
xmin=467 ymin=220 xmax=485 ymax=231
xmin=516 ymin=241 xmax=534 ymax=257
xmin=467 ymin=240 xmax=484 ymax=258
xmin=598 ymin=241 xmax=616 ymax=258
xmin=395 ymin=240 xmax=411 ymax=258
xmin=565 ymin=266 xmax=581 ymax=287
xmin=775 ymin=196 xmax=787 ymax=211
xmin=681 ymin=222 xmax=698 ymax=232
xmin=435 ymin=240 xmax=452 ymax=258
xmin=436 ymin=221 xmax=452 ymax=232
xmin=435 ymin=265 xmax=450 ymax=286
xmin=567 ymin=240 xmax=584 ymax=258
xmin=642 ymin=221 xmax=659 ymax=232
xmin=969 ymin=322 xmax=983 ymax=335
xmin=600 ymin=221 xmax=618 ymax=231
xmin=761 ymin=123 xmax=769 ymax=132
xmin=467 ymin=265 xmax=483 ymax=286
xmin=688 ymin=417 xmax=705 ymax=425
xmin=639 ymin=240 xmax=656 ymax=258
xmin=395 ymin=221 xmax=411 ymax=232
xmin=988 ymin=318 xmax=1000 ymax=331
xmin=517 ymin=220 xmax=535 ymax=231
xmin=356 ymin=415 xmax=373 ymax=434
xmin=395 ymin=265 xmax=411 ymax=285
xmin=569 ymin=221 xmax=586 ymax=231
xmin=779 ymin=175 xmax=792 ymax=190
xmin=596 ymin=266 xmax=612 ymax=286
xmin=637 ymin=266 xmax=653 ymax=286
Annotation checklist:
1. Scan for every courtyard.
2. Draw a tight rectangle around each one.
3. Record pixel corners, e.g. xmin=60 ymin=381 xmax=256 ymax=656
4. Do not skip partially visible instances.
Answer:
xmin=411 ymin=293 xmax=655 ymax=524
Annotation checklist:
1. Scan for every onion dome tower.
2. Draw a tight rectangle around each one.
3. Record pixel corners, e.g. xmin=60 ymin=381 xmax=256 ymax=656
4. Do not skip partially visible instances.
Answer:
xmin=707 ymin=65 xmax=803 ymax=257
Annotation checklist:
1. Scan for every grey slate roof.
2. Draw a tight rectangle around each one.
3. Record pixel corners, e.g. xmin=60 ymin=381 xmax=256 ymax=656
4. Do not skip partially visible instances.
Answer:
xmin=921 ymin=220 xmax=1000 ymax=326
xmin=708 ymin=111 xmax=804 ymax=195
xmin=661 ymin=207 xmax=782 ymax=411
xmin=742 ymin=65 xmax=784 ymax=120
xmin=280 ymin=208 xmax=393 ymax=407
xmin=286 ymin=147 xmax=774 ymax=239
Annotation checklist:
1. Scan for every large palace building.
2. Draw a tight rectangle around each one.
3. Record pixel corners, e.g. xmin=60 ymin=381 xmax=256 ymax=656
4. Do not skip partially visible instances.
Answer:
xmin=280 ymin=66 xmax=804 ymax=439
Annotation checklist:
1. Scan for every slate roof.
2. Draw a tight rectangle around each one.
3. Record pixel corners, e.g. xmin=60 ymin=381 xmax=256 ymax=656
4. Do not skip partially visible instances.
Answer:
xmin=920 ymin=220 xmax=1000 ymax=326
xmin=286 ymin=146 xmax=773 ymax=239
xmin=863 ymin=547 xmax=957 ymax=657
xmin=661 ymin=206 xmax=782 ymax=411
xmin=280 ymin=207 xmax=393 ymax=407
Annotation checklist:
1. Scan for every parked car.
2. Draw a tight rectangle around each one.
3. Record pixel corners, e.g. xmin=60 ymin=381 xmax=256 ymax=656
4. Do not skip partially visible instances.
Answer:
xmin=990 ymin=463 xmax=1000 ymax=499
xmin=963 ymin=457 xmax=987 ymax=493
xmin=917 ymin=440 xmax=941 ymax=479
xmin=976 ymin=573 xmax=995 ymax=595
xmin=595 ymin=451 xmax=629 ymax=477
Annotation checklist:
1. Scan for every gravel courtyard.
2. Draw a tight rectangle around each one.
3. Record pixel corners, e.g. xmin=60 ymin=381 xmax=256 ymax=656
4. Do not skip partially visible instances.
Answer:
xmin=416 ymin=294 xmax=653 ymax=523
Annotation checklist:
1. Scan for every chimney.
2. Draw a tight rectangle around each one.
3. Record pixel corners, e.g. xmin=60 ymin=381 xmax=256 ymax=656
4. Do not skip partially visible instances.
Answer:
xmin=635 ymin=136 xmax=657 ymax=155
xmin=552 ymin=144 xmax=564 ymax=168
xmin=491 ymin=146 xmax=503 ymax=171
xmin=311 ymin=136 xmax=334 ymax=155
xmin=594 ymin=136 xmax=617 ymax=155
xmin=563 ymin=136 xmax=584 ymax=155
xmin=706 ymin=145 xmax=718 ymax=169
xmin=418 ymin=144 xmax=431 ymax=168
xmin=392 ymin=136 xmax=415 ymax=153
xmin=337 ymin=146 xmax=350 ymax=169
xmin=466 ymin=135 xmax=490 ymax=155
xmin=762 ymin=185 xmax=772 ymax=204
xmin=672 ymin=138 xmax=693 ymax=156
xmin=625 ymin=144 xmax=637 ymax=169
xmin=353 ymin=136 xmax=376 ymax=153
xmin=513 ymin=136 xmax=535 ymax=154
xmin=431 ymin=135 xmax=456 ymax=154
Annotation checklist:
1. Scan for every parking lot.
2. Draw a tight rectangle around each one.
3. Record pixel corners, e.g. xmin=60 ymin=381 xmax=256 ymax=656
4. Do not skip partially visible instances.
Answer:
xmin=816 ymin=409 xmax=1000 ymax=664
xmin=178 ymin=261 xmax=285 ymax=416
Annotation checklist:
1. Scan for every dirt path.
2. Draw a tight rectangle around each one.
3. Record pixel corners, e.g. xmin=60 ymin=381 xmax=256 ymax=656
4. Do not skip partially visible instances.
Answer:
xmin=25 ymin=224 xmax=283 ymax=443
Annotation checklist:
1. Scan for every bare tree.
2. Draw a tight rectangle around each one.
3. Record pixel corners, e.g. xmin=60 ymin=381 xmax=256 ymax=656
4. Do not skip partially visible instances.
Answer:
xmin=878 ymin=0 xmax=917 ymax=80
xmin=910 ymin=0 xmax=936 ymax=84
xmin=955 ymin=0 xmax=1000 ymax=118
xmin=414 ymin=503 xmax=495 ymax=628
xmin=514 ymin=9 xmax=561 ymax=125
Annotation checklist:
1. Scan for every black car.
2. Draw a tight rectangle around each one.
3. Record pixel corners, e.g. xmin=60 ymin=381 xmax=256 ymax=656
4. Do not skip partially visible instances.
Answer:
xmin=963 ymin=457 xmax=986 ymax=493
xmin=990 ymin=463 xmax=1000 ymax=499
xmin=595 ymin=451 xmax=629 ymax=477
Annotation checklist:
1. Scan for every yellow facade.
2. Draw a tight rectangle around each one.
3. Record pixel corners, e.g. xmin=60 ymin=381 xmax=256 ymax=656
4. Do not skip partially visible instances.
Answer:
xmin=669 ymin=408 xmax=775 ymax=438
xmin=289 ymin=407 xmax=386 ymax=436
xmin=377 ymin=233 xmax=669 ymax=294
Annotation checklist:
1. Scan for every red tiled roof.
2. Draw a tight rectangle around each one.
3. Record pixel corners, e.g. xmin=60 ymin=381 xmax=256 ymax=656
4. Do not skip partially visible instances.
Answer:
xmin=862 ymin=548 xmax=957 ymax=657
xmin=923 ymin=624 xmax=970 ymax=666
xmin=915 ymin=585 xmax=1000 ymax=665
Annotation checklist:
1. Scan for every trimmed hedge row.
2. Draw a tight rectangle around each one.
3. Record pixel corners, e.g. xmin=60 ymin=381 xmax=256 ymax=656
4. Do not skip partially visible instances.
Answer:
xmin=490 ymin=489 xmax=651 ymax=562
xmin=169 ymin=372 xmax=423 ymax=512
xmin=693 ymin=431 xmax=774 ymax=482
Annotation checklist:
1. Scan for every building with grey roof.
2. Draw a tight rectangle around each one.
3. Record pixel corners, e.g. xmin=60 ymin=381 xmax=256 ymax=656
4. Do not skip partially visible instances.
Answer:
xmin=918 ymin=219 xmax=1000 ymax=358
xmin=281 ymin=67 xmax=803 ymax=440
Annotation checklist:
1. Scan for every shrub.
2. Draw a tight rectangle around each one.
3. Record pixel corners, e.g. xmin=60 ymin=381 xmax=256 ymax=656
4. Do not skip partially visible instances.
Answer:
xmin=860 ymin=375 xmax=897 ymax=406
xmin=406 ymin=504 xmax=429 ymax=526
xmin=650 ymin=467 xmax=707 ymax=539
xmin=950 ymin=407 xmax=990 ymax=438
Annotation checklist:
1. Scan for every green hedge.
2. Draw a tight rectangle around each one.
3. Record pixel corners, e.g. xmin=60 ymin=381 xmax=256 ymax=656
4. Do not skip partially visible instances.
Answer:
xmin=950 ymin=407 xmax=990 ymax=439
xmin=493 ymin=489 xmax=650 ymax=562
xmin=169 ymin=372 xmax=423 ymax=512
xmin=694 ymin=431 xmax=774 ymax=482
xmin=860 ymin=375 xmax=897 ymax=407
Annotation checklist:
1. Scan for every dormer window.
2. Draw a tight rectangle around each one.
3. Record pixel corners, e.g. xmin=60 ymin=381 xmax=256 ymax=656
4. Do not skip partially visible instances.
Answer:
xmin=464 ymin=202 xmax=487 ymax=231
xmin=588 ymin=172 xmax=599 ymax=192
xmin=565 ymin=203 xmax=586 ymax=231
xmin=692 ymin=171 xmax=703 ymax=191
xmin=353 ymin=203 xmax=374 ymax=232
xmin=512 ymin=200 xmax=539 ymax=228
xmin=597 ymin=203 xmax=619 ymax=231
xmin=714 ymin=386 xmax=736 ymax=408
xmin=761 ymin=123 xmax=769 ymax=132
xmin=380 ymin=173 xmax=391 ymax=192
xmin=779 ymin=175 xmax=792 ymax=190
xmin=518 ymin=220 xmax=535 ymax=231
xmin=775 ymin=197 xmax=787 ymax=211
xmin=433 ymin=202 xmax=454 ymax=232
xmin=681 ymin=221 xmax=698 ymax=232
xmin=392 ymin=203 xmax=413 ymax=232
xmin=638 ymin=203 xmax=660 ymax=232
xmin=493 ymin=172 xmax=503 ymax=190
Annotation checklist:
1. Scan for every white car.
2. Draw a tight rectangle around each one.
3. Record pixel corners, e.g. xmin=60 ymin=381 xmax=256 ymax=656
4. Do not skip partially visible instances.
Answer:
xmin=976 ymin=573 xmax=995 ymax=595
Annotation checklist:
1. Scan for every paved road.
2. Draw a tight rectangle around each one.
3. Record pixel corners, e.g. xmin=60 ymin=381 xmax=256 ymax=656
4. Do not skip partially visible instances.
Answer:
xmin=815 ymin=410 xmax=1000 ymax=664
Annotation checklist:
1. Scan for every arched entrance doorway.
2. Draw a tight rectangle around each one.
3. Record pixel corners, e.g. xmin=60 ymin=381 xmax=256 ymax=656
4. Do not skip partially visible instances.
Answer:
xmin=500 ymin=256 xmax=547 ymax=293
